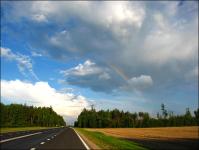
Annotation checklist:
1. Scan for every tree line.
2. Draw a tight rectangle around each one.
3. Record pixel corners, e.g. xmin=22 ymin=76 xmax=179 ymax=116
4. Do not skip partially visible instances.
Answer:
xmin=74 ymin=104 xmax=199 ymax=128
xmin=0 ymin=103 xmax=66 ymax=127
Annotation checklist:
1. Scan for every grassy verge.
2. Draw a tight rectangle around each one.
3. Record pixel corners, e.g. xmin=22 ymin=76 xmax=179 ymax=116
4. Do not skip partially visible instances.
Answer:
xmin=75 ymin=128 xmax=148 ymax=150
xmin=0 ymin=127 xmax=56 ymax=134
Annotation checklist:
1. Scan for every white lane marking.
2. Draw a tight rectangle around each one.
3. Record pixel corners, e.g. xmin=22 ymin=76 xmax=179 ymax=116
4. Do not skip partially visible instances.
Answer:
xmin=47 ymin=138 xmax=50 ymax=141
xmin=72 ymin=128 xmax=90 ymax=150
xmin=0 ymin=132 xmax=42 ymax=143
xmin=40 ymin=142 xmax=45 ymax=144
xmin=30 ymin=148 xmax=36 ymax=150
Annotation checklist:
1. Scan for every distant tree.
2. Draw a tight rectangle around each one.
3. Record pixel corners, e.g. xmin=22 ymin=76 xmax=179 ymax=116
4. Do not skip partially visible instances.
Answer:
xmin=157 ymin=112 xmax=160 ymax=119
xmin=183 ymin=108 xmax=192 ymax=125
xmin=74 ymin=104 xmax=198 ymax=128
xmin=131 ymin=113 xmax=138 ymax=127
xmin=161 ymin=103 xmax=168 ymax=119
xmin=0 ymin=102 xmax=66 ymax=127
xmin=194 ymin=108 xmax=199 ymax=125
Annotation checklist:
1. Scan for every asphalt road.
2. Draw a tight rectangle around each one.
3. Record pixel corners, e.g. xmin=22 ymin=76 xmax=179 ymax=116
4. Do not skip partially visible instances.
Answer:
xmin=0 ymin=127 xmax=87 ymax=150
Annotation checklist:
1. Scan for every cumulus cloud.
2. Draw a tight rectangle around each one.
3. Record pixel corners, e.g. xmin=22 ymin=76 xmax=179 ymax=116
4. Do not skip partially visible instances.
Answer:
xmin=60 ymin=60 xmax=153 ymax=92
xmin=1 ymin=1 xmax=198 ymax=94
xmin=60 ymin=60 xmax=118 ymax=92
xmin=7 ymin=1 xmax=145 ymax=38
xmin=1 ymin=79 xmax=90 ymax=124
xmin=142 ymin=12 xmax=198 ymax=65
xmin=99 ymin=72 xmax=111 ymax=80
xmin=31 ymin=14 xmax=48 ymax=22
xmin=61 ymin=60 xmax=110 ymax=77
xmin=1 ymin=47 xmax=38 ymax=80
xmin=127 ymin=75 xmax=153 ymax=90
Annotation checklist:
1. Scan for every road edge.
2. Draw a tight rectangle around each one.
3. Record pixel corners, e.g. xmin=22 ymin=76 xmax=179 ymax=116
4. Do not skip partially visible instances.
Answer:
xmin=72 ymin=128 xmax=90 ymax=150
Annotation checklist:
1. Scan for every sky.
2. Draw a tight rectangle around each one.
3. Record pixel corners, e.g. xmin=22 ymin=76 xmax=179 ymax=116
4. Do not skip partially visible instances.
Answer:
xmin=0 ymin=1 xmax=198 ymax=125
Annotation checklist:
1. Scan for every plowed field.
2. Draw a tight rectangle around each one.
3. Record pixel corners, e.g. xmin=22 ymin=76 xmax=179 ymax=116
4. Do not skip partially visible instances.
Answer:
xmin=86 ymin=126 xmax=199 ymax=150
xmin=86 ymin=126 xmax=198 ymax=140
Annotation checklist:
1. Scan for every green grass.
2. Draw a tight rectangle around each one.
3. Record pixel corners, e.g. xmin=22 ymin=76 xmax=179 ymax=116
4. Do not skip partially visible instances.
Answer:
xmin=0 ymin=127 xmax=56 ymax=134
xmin=75 ymin=128 xmax=148 ymax=150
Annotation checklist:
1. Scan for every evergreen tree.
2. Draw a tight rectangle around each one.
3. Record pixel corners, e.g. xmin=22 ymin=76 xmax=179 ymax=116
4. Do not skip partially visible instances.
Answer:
xmin=74 ymin=104 xmax=198 ymax=128
xmin=0 ymin=103 xmax=66 ymax=127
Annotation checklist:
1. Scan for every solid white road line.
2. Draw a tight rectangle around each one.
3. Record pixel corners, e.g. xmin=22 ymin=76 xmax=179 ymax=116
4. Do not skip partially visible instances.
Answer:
xmin=72 ymin=128 xmax=90 ymax=150
xmin=0 ymin=132 xmax=42 ymax=143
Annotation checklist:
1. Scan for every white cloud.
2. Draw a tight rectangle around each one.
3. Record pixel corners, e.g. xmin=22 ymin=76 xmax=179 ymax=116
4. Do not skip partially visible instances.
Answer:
xmin=185 ymin=67 xmax=198 ymax=80
xmin=59 ymin=60 xmax=117 ymax=92
xmin=99 ymin=72 xmax=111 ymax=80
xmin=31 ymin=14 xmax=48 ymax=22
xmin=127 ymin=75 xmax=153 ymax=90
xmin=31 ymin=51 xmax=43 ymax=57
xmin=1 ymin=47 xmax=16 ymax=59
xmin=2 ymin=1 xmax=198 ymax=94
xmin=1 ymin=79 xmax=90 ymax=124
xmin=1 ymin=47 xmax=38 ymax=80
xmin=61 ymin=60 xmax=110 ymax=78
xmin=142 ymin=12 xmax=198 ymax=65
xmin=9 ymin=1 xmax=145 ymax=38
xmin=7 ymin=2 xmax=197 ymax=66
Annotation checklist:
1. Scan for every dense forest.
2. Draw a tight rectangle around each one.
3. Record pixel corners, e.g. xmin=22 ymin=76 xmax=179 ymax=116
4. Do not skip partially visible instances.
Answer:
xmin=74 ymin=104 xmax=199 ymax=128
xmin=0 ymin=103 xmax=66 ymax=127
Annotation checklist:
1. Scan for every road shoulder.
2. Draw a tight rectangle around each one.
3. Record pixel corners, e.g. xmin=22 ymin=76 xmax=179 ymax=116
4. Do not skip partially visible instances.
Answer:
xmin=74 ymin=128 xmax=100 ymax=150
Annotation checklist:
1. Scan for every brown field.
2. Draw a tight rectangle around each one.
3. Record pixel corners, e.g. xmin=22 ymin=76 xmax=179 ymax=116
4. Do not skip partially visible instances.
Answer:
xmin=86 ymin=126 xmax=199 ymax=140
xmin=86 ymin=126 xmax=199 ymax=150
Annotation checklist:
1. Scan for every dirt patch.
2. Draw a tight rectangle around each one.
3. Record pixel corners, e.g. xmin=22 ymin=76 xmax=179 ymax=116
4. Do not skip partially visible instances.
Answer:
xmin=86 ymin=126 xmax=199 ymax=150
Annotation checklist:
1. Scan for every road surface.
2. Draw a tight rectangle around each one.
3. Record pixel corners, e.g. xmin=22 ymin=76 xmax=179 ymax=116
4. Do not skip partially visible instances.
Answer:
xmin=0 ymin=127 xmax=88 ymax=150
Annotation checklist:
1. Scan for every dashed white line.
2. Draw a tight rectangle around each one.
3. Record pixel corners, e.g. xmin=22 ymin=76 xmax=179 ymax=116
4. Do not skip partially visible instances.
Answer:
xmin=47 ymin=138 xmax=50 ymax=141
xmin=40 ymin=142 xmax=45 ymax=145
xmin=30 ymin=148 xmax=36 ymax=150
xmin=0 ymin=132 xmax=42 ymax=143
